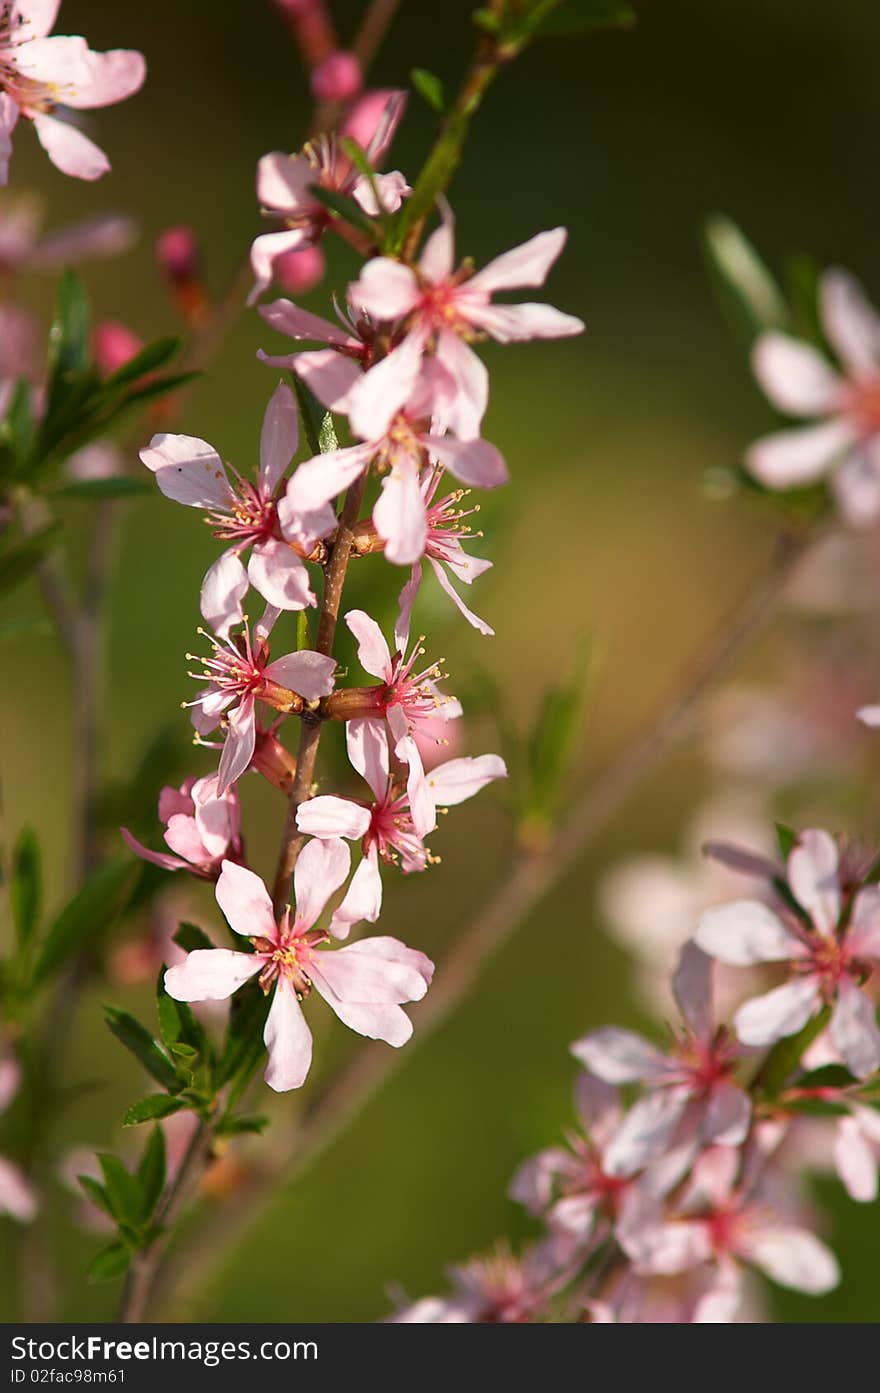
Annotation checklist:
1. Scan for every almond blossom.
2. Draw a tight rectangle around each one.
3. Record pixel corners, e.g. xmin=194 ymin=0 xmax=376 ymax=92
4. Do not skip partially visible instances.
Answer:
xmin=121 ymin=774 xmax=242 ymax=879
xmin=746 ymin=268 xmax=880 ymax=523
xmin=695 ymin=828 xmax=880 ymax=1077
xmin=285 ymin=334 xmax=507 ymax=566
xmin=617 ymin=1144 xmax=839 ymax=1316
xmin=0 ymin=1 xmax=145 ymax=183
xmin=0 ymin=194 xmax=135 ymax=273
xmin=187 ymin=620 xmax=336 ymax=793
xmin=141 ymin=384 xmax=334 ymax=636
xmin=348 ymin=214 xmax=584 ymax=437
xmin=832 ymin=1103 xmax=880 ymax=1203
xmin=248 ymin=89 xmax=409 ymax=303
xmin=164 ymin=846 xmax=434 ymax=1092
xmin=0 ymin=1056 xmax=37 ymax=1222
xmin=296 ymin=720 xmax=505 ymax=934
xmin=571 ymin=944 xmax=751 ymax=1174
xmin=390 ymin=1244 xmax=551 ymax=1324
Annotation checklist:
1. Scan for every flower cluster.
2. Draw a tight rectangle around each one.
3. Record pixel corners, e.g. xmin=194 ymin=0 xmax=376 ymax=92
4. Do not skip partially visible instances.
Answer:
xmin=128 ymin=87 xmax=586 ymax=1093
xmin=392 ymin=824 xmax=880 ymax=1322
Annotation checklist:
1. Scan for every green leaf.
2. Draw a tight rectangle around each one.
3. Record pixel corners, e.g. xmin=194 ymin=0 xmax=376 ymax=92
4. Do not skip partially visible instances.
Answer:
xmin=796 ymin=1063 xmax=857 ymax=1091
xmin=97 ymin=1153 xmax=142 ymax=1226
xmin=307 ymin=183 xmax=375 ymax=238
xmin=215 ymin=1114 xmax=269 ymax=1138
xmin=104 ymin=1006 xmax=180 ymax=1091
xmin=10 ymin=826 xmax=41 ymax=947
xmin=173 ymin=921 xmax=215 ymax=954
xmin=292 ymin=374 xmax=338 ymax=456
xmin=774 ymin=822 xmax=797 ymax=860
xmin=46 ymin=270 xmax=91 ymax=406
xmin=0 ymin=523 xmax=61 ymax=602
xmin=122 ymin=1094 xmax=188 ymax=1127
xmin=217 ymin=981 xmax=270 ymax=1087
xmin=703 ymin=214 xmax=789 ymax=341
xmin=411 ymin=68 xmax=446 ymax=113
xmin=471 ymin=7 xmax=502 ymax=35
xmin=137 ymin=1127 xmax=166 ymax=1219
xmin=752 ymin=1006 xmax=831 ymax=1098
xmin=77 ymin=1174 xmax=114 ymax=1220
xmin=86 ymin=1243 xmax=130 ymax=1284
xmin=51 ymin=476 xmax=153 ymax=501
xmin=31 ymin=859 xmax=134 ymax=986
xmin=525 ymin=638 xmax=592 ymax=821
xmin=296 ymin=611 xmax=312 ymax=650
xmin=783 ymin=1097 xmax=849 ymax=1118
xmin=528 ymin=0 xmax=636 ymax=38
xmin=1 ymin=379 xmax=35 ymax=466
xmin=102 ymin=336 xmax=181 ymax=391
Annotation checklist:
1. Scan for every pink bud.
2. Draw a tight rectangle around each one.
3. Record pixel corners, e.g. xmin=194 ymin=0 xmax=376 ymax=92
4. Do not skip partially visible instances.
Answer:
xmin=342 ymin=88 xmax=406 ymax=154
xmin=273 ymin=244 xmax=326 ymax=295
xmin=93 ymin=320 xmax=143 ymax=375
xmin=311 ymin=50 xmax=362 ymax=105
xmin=155 ymin=225 xmax=201 ymax=285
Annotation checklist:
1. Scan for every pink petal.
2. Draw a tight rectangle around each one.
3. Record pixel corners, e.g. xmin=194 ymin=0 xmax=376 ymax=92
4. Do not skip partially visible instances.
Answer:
xmin=352 ymin=169 xmax=410 ymax=217
xmin=745 ymin=417 xmax=854 ymax=489
xmin=570 ymin=1027 xmax=667 ymax=1084
xmin=702 ymin=1082 xmax=750 ymax=1148
xmin=217 ymin=694 xmax=256 ymax=792
xmin=435 ymin=330 xmax=488 ymax=437
xmin=419 ymin=216 xmax=455 ymax=283
xmin=163 ymin=814 xmax=210 ymax=866
xmin=31 ymin=112 xmax=109 ymax=181
xmin=740 ymin=1225 xmax=839 ymax=1294
xmin=671 ymin=941 xmax=713 ymax=1039
xmin=832 ymin=442 xmax=880 ymax=526
xmin=158 ymin=784 xmax=195 ymax=822
xmin=62 ymin=46 xmax=146 ymax=109
xmin=192 ymin=775 xmax=239 ymax=859
xmin=346 ymin=609 xmax=392 ymax=680
xmin=248 ymin=230 xmax=310 ymax=305
xmin=292 ymin=836 xmax=351 ymax=930
xmin=292 ymin=348 xmax=362 ymax=413
xmin=428 ymin=557 xmax=494 ymax=635
xmin=751 ymin=333 xmax=842 ymax=416
xmin=315 ymin=934 xmax=433 ymax=1001
xmin=164 ymin=948 xmax=261 ymax=1002
xmin=200 ymin=552 xmax=247 ymax=637
xmin=248 ymin=540 xmax=315 ymax=612
xmin=0 ymin=94 xmax=19 ymax=185
xmin=465 ymin=301 xmax=584 ymax=342
xmin=834 ymin=1115 xmax=878 ymax=1203
xmin=820 ymin=268 xmax=880 ymax=379
xmin=603 ymin=1089 xmax=689 ymax=1175
xmin=373 ymin=464 xmax=428 ymax=565
xmin=120 ymin=827 xmax=187 ymax=873
xmin=0 ymin=1157 xmax=38 ymax=1223
xmin=330 ymin=846 xmax=383 ymax=938
xmin=259 ymin=381 xmax=298 ymax=494
xmin=258 ymin=297 xmax=357 ymax=349
xmin=788 ymin=828 xmax=840 ymax=934
xmin=573 ymin=1073 xmax=621 ymax=1142
xmin=847 ymin=885 xmax=880 ymax=959
xmin=262 ymin=649 xmax=335 ymax=700
xmin=295 ymin=795 xmax=371 ymax=841
xmin=140 ymin=433 xmax=230 ymax=509
xmin=285 ymin=442 xmax=372 ymax=512
xmin=348 ymin=332 xmax=425 ymax=440
xmin=426 ymin=753 xmax=506 ymax=807
xmin=733 ymin=977 xmax=821 ymax=1046
xmin=694 ymin=900 xmax=805 ymax=965
xmin=394 ymin=565 xmax=421 ymax=654
xmin=508 ymin=1148 xmax=570 ymax=1213
xmin=263 ymin=978 xmax=313 ymax=1092
xmin=858 ymin=703 xmax=880 ymax=727
xmin=346 ymin=718 xmax=390 ymax=800
xmin=471 ymin=228 xmax=568 ymax=293
xmin=423 ymin=433 xmax=509 ymax=489
xmin=342 ymin=88 xmax=406 ymax=163
xmin=255 ymin=151 xmax=315 ymax=215
xmin=10 ymin=2 xmax=60 ymax=42
xmin=830 ymin=977 xmax=880 ymax=1078
xmin=349 ymin=256 xmax=419 ymax=321
xmin=215 ymin=859 xmax=277 ymax=941
xmin=399 ymin=736 xmax=434 ymax=839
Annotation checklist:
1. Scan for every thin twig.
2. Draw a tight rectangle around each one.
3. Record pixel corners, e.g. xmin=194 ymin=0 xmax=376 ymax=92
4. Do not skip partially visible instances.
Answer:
xmin=155 ymin=521 xmax=822 ymax=1317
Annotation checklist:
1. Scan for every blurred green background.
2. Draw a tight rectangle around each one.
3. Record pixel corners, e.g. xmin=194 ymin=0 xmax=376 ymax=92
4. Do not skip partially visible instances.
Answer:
xmin=3 ymin=0 xmax=880 ymax=1322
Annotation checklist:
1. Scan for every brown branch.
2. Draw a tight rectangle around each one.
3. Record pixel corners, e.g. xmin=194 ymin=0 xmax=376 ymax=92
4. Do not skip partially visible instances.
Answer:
xmin=153 ymin=521 xmax=823 ymax=1318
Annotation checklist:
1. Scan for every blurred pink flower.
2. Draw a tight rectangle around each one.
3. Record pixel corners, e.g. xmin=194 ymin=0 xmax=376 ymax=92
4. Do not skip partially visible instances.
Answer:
xmin=696 ymin=828 xmax=880 ymax=1077
xmin=0 ymin=2 xmax=145 ymax=182
xmin=92 ymin=319 xmax=141 ymax=375
xmin=164 ymin=847 xmax=433 ymax=1092
xmin=272 ymin=243 xmax=325 ymax=295
xmin=747 ymin=269 xmax=880 ymax=523
xmin=390 ymin=1244 xmax=550 ymax=1323
xmin=0 ymin=195 xmax=135 ymax=272
xmin=310 ymin=50 xmax=361 ymax=104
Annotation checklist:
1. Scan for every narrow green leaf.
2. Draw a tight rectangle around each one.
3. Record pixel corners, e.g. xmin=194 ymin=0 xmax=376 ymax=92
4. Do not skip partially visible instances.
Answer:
xmin=796 ymin=1063 xmax=857 ymax=1091
xmin=215 ymin=1114 xmax=269 ymax=1138
xmin=122 ymin=1095 xmax=188 ymax=1127
xmin=10 ymin=826 xmax=41 ymax=947
xmin=31 ymin=859 xmax=134 ymax=986
xmin=77 ymin=1175 xmax=114 ymax=1219
xmin=411 ymin=68 xmax=446 ymax=112
xmin=0 ymin=523 xmax=61 ymax=602
xmin=97 ymin=1153 xmax=142 ymax=1226
xmin=1 ymin=379 xmax=34 ymax=465
xmin=217 ymin=982 xmax=270 ymax=1087
xmin=752 ymin=1006 xmax=832 ymax=1098
xmin=103 ymin=336 xmax=181 ymax=391
xmin=173 ymin=922 xmax=215 ymax=953
xmin=104 ymin=1006 xmax=180 ymax=1091
xmin=86 ymin=1243 xmax=130 ymax=1284
xmin=46 ymin=270 xmax=91 ymax=394
xmin=51 ymin=476 xmax=152 ymax=501
xmin=528 ymin=0 xmax=636 ymax=38
xmin=291 ymin=374 xmax=337 ymax=456
xmin=774 ymin=822 xmax=797 ymax=860
xmin=136 ymin=1127 xmax=166 ymax=1219
xmin=703 ymin=214 xmax=789 ymax=340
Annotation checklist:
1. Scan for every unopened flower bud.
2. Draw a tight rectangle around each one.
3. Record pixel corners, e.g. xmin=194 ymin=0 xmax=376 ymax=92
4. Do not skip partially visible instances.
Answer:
xmin=155 ymin=225 xmax=208 ymax=325
xmin=252 ymin=731 xmax=299 ymax=794
xmin=93 ymin=319 xmax=142 ymax=375
xmin=311 ymin=50 xmax=362 ymax=105
xmin=273 ymin=244 xmax=325 ymax=295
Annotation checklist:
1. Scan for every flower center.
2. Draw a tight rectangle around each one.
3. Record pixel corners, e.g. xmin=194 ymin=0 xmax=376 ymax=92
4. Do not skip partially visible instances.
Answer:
xmin=843 ymin=378 xmax=880 ymax=434
xmin=206 ymin=478 xmax=277 ymax=544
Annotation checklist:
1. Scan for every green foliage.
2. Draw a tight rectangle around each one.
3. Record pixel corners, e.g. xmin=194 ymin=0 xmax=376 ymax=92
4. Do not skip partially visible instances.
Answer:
xmin=50 ymin=476 xmax=153 ymax=501
xmin=10 ymin=826 xmax=41 ymax=949
xmin=473 ymin=0 xmax=634 ymax=42
xmin=0 ymin=523 xmax=61 ymax=601
xmin=104 ymin=1006 xmax=182 ymax=1093
xmin=173 ymin=921 xmax=216 ymax=954
xmin=83 ymin=1128 xmax=169 ymax=1280
xmin=411 ymin=68 xmax=446 ymax=112
xmin=122 ymin=1094 xmax=188 ymax=1127
xmin=292 ymin=373 xmax=339 ymax=458
xmin=30 ymin=859 xmax=135 ymax=987
xmin=216 ymin=981 xmax=270 ymax=1089
xmin=703 ymin=214 xmax=789 ymax=342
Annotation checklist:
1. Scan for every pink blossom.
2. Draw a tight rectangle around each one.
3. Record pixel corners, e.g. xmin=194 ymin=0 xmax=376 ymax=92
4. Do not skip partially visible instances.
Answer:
xmin=285 ymin=338 xmax=507 ymax=565
xmin=746 ymin=269 xmax=880 ymax=523
xmin=695 ymin=828 xmax=880 ymax=1077
xmin=296 ymin=720 xmax=505 ymax=934
xmin=0 ymin=1057 xmax=37 ymax=1222
xmin=92 ymin=319 xmax=141 ymax=375
xmin=571 ymin=944 xmax=751 ymax=1174
xmin=187 ymin=619 xmax=336 ymax=794
xmin=310 ymin=50 xmax=361 ymax=104
xmin=832 ymin=1104 xmax=880 ymax=1202
xmin=348 ymin=212 xmax=584 ymax=437
xmin=141 ymin=383 xmax=334 ymax=636
xmin=121 ymin=773 xmax=242 ymax=879
xmin=164 ymin=847 xmax=433 ymax=1092
xmin=617 ymin=1145 xmax=839 ymax=1309
xmin=390 ymin=1244 xmax=550 ymax=1324
xmin=0 ymin=2 xmax=145 ymax=183
xmin=248 ymin=90 xmax=409 ymax=303
xmin=0 ymin=195 xmax=135 ymax=273
xmin=272 ymin=243 xmax=325 ymax=296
